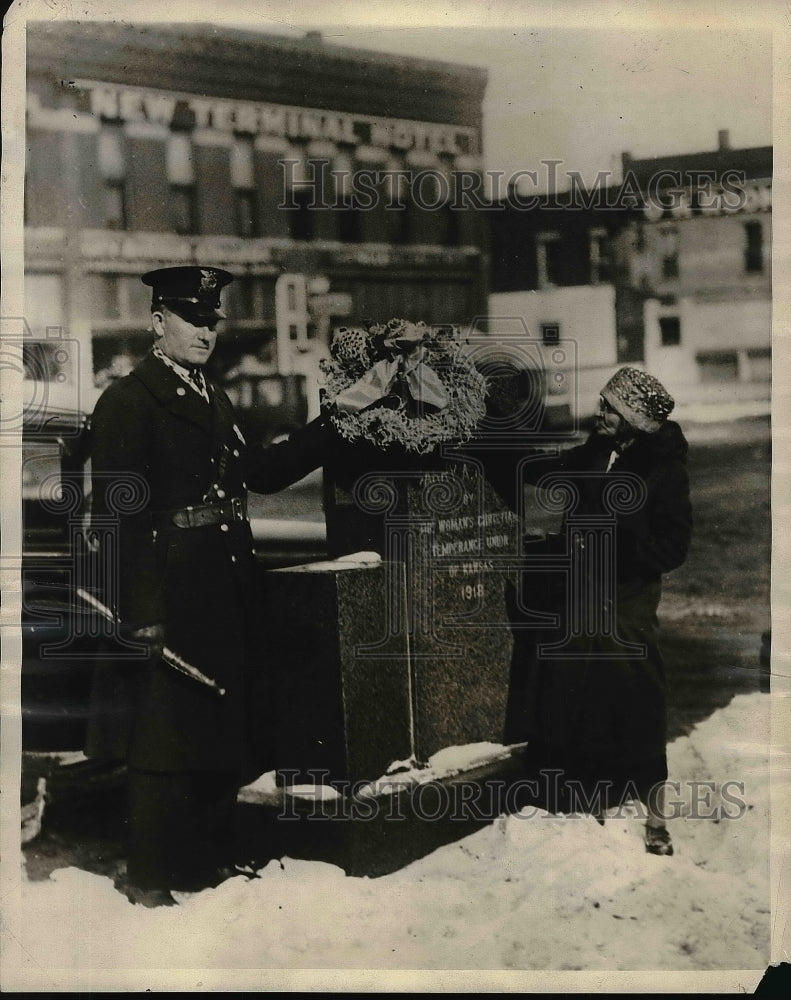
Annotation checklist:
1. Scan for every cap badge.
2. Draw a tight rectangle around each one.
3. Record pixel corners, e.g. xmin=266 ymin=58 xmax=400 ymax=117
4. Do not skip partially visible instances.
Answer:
xmin=199 ymin=269 xmax=218 ymax=293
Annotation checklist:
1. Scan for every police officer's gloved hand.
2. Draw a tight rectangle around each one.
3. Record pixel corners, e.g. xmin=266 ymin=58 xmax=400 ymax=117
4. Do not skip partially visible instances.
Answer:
xmin=127 ymin=622 xmax=166 ymax=661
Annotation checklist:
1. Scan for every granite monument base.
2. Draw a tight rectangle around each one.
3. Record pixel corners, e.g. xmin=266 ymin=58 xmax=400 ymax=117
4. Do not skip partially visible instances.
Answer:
xmin=236 ymin=746 xmax=529 ymax=878
xmin=259 ymin=558 xmax=412 ymax=788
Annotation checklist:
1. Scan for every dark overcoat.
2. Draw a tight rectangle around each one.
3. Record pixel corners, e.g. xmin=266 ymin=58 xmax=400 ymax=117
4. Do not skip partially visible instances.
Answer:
xmin=502 ymin=421 xmax=693 ymax=793
xmin=85 ymin=351 xmax=328 ymax=776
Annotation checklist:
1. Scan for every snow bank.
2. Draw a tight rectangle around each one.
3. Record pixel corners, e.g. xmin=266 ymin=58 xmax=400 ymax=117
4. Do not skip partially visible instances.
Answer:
xmin=8 ymin=694 xmax=771 ymax=985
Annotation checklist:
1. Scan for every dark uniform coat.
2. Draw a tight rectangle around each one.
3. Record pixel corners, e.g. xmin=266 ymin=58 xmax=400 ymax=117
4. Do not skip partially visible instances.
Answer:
xmin=86 ymin=351 xmax=328 ymax=777
xmin=494 ymin=420 xmax=692 ymax=800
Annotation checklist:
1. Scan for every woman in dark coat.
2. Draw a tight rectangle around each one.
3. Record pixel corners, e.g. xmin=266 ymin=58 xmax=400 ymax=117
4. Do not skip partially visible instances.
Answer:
xmin=507 ymin=367 xmax=692 ymax=855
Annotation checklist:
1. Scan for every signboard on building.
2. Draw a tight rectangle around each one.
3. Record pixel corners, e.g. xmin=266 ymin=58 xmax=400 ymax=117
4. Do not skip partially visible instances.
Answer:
xmin=642 ymin=179 xmax=772 ymax=221
xmin=309 ymin=292 xmax=353 ymax=317
xmin=75 ymin=80 xmax=480 ymax=158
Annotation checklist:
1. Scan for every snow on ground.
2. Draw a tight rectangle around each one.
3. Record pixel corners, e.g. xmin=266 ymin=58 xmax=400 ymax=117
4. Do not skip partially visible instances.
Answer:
xmin=7 ymin=693 xmax=771 ymax=987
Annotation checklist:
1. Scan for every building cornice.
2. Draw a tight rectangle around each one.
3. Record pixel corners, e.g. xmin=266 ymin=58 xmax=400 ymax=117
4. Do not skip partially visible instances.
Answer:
xmin=26 ymin=21 xmax=487 ymax=129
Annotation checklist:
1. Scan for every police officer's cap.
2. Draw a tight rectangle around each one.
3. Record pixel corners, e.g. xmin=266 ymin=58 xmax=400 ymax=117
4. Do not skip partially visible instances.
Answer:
xmin=142 ymin=266 xmax=234 ymax=322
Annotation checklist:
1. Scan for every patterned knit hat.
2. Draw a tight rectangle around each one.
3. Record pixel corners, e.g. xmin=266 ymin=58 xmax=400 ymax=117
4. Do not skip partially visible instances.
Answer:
xmin=601 ymin=367 xmax=674 ymax=433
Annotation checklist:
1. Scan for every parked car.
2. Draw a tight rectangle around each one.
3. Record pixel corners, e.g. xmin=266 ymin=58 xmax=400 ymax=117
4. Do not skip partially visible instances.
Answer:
xmin=22 ymin=401 xmax=94 ymax=753
xmin=222 ymin=371 xmax=309 ymax=445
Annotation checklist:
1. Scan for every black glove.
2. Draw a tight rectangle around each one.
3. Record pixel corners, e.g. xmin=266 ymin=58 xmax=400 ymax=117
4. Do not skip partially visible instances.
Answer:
xmin=126 ymin=622 xmax=165 ymax=661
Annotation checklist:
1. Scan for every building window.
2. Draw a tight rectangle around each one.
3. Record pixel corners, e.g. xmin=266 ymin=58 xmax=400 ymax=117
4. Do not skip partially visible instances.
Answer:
xmin=661 ymin=253 xmax=678 ymax=279
xmin=589 ymin=227 xmax=612 ymax=283
xmin=536 ymin=232 xmax=562 ymax=288
xmin=392 ymin=207 xmax=410 ymax=244
xmin=224 ymin=275 xmax=266 ymax=321
xmin=90 ymin=274 xmax=152 ymax=328
xmin=442 ymin=203 xmax=460 ymax=246
xmin=97 ymin=124 xmax=127 ymax=230
xmin=381 ymin=158 xmax=411 ymax=243
xmin=288 ymin=187 xmax=315 ymax=241
xmin=659 ymin=316 xmax=681 ymax=347
xmin=330 ymin=152 xmax=361 ymax=243
xmin=231 ymin=137 xmax=255 ymax=188
xmin=103 ymin=182 xmax=127 ymax=231
xmin=659 ymin=226 xmax=679 ymax=279
xmin=745 ymin=347 xmax=771 ymax=381
xmin=117 ymin=275 xmax=153 ymax=321
xmin=283 ymin=146 xmax=318 ymax=241
xmin=166 ymin=132 xmax=196 ymax=235
xmin=235 ymin=190 xmax=258 ymax=238
xmin=697 ymin=350 xmax=738 ymax=382
xmin=337 ymin=200 xmax=362 ymax=242
xmin=744 ymin=221 xmax=764 ymax=273
xmin=231 ymin=137 xmax=258 ymax=238
xmin=171 ymin=185 xmax=196 ymax=235
xmin=333 ymin=152 xmax=353 ymax=204
xmin=541 ymin=322 xmax=560 ymax=344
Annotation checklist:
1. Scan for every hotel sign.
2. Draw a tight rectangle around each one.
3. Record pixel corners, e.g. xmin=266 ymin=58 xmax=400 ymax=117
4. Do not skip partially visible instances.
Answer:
xmin=75 ymin=81 xmax=479 ymax=158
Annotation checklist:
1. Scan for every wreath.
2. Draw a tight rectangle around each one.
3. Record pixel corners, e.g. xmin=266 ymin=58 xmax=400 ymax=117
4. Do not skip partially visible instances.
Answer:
xmin=320 ymin=319 xmax=488 ymax=454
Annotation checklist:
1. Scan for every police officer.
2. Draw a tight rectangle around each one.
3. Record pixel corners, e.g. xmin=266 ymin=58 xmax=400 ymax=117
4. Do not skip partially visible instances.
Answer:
xmin=87 ymin=266 xmax=330 ymax=906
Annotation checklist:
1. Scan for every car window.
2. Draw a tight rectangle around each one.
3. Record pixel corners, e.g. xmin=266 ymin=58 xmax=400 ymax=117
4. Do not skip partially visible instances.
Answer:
xmin=22 ymin=443 xmax=63 ymax=501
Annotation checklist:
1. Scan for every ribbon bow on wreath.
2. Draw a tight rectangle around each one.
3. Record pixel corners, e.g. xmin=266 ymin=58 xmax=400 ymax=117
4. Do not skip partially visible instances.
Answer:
xmin=320 ymin=318 xmax=487 ymax=454
xmin=333 ymin=324 xmax=449 ymax=417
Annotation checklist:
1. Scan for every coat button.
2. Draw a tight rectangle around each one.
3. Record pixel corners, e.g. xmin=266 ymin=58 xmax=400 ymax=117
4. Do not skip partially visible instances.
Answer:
xmin=233 ymin=449 xmax=240 ymax=458
xmin=176 ymin=387 xmax=186 ymax=396
xmin=216 ymin=489 xmax=226 ymax=499
xmin=231 ymin=555 xmax=237 ymax=563
xmin=241 ymin=481 xmax=247 ymax=489
xmin=220 ymin=523 xmax=229 ymax=532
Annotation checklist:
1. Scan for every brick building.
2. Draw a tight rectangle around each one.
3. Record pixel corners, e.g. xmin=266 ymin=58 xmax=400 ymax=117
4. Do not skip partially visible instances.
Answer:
xmin=625 ymin=132 xmax=771 ymax=401
xmin=488 ymin=132 xmax=772 ymax=417
xmin=24 ymin=21 xmax=488 ymax=419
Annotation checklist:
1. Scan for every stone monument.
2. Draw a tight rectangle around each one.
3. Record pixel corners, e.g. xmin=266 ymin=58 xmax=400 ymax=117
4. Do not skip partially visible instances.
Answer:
xmin=328 ymin=455 xmax=519 ymax=761
xmin=320 ymin=319 xmax=522 ymax=760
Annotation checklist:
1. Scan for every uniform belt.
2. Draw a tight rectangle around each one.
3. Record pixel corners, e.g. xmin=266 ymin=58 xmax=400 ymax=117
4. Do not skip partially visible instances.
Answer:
xmin=154 ymin=497 xmax=248 ymax=530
